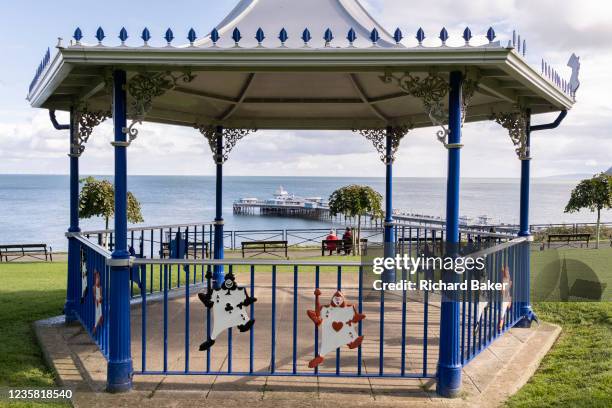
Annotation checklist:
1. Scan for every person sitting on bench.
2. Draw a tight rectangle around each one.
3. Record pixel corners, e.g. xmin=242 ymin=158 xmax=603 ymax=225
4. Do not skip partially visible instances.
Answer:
xmin=342 ymin=228 xmax=353 ymax=255
xmin=325 ymin=230 xmax=339 ymax=255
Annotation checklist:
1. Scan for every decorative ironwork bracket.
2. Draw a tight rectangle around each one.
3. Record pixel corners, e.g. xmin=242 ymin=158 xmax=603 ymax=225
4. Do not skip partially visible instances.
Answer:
xmin=493 ymin=108 xmax=530 ymax=160
xmin=380 ymin=72 xmax=479 ymax=148
xmin=69 ymin=106 xmax=110 ymax=157
xmin=123 ymin=71 xmax=195 ymax=146
xmin=195 ymin=125 xmax=257 ymax=164
xmin=354 ymin=126 xmax=412 ymax=163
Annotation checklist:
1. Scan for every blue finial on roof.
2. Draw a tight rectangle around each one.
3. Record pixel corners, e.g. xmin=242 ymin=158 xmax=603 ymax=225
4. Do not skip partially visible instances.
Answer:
xmin=232 ymin=27 xmax=242 ymax=44
xmin=164 ymin=28 xmax=174 ymax=45
xmin=394 ymin=28 xmax=403 ymax=44
xmin=347 ymin=28 xmax=357 ymax=45
xmin=255 ymin=27 xmax=265 ymax=45
xmin=210 ymin=28 xmax=220 ymax=45
xmin=95 ymin=27 xmax=105 ymax=43
xmin=141 ymin=28 xmax=151 ymax=44
xmin=486 ymin=27 xmax=496 ymax=43
xmin=73 ymin=27 xmax=83 ymax=43
xmin=439 ymin=27 xmax=449 ymax=44
xmin=416 ymin=28 xmax=425 ymax=45
xmin=324 ymin=28 xmax=334 ymax=45
xmin=279 ymin=28 xmax=288 ymax=45
xmin=463 ymin=27 xmax=472 ymax=44
xmin=187 ymin=28 xmax=197 ymax=45
xmin=522 ymin=39 xmax=526 ymax=56
xmin=119 ymin=27 xmax=128 ymax=44
xmin=512 ymin=30 xmax=516 ymax=47
xmin=302 ymin=28 xmax=312 ymax=45
xmin=517 ymin=35 xmax=521 ymax=53
xmin=370 ymin=28 xmax=380 ymax=44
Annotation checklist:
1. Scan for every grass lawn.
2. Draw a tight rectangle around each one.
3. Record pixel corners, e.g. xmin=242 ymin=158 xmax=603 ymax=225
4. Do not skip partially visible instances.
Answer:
xmin=531 ymin=247 xmax=612 ymax=301
xmin=0 ymin=262 xmax=67 ymax=407
xmin=507 ymin=247 xmax=612 ymax=407
xmin=505 ymin=302 xmax=612 ymax=407
xmin=0 ymin=249 xmax=610 ymax=407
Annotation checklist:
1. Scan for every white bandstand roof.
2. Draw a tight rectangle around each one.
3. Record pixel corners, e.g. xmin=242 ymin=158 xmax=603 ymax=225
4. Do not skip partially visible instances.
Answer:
xmin=196 ymin=0 xmax=397 ymax=48
xmin=27 ymin=0 xmax=576 ymax=130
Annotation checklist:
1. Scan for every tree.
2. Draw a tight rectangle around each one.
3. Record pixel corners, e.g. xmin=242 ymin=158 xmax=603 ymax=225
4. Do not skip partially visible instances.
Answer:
xmin=79 ymin=177 xmax=144 ymax=245
xmin=328 ymin=185 xmax=383 ymax=255
xmin=564 ymin=173 xmax=612 ymax=249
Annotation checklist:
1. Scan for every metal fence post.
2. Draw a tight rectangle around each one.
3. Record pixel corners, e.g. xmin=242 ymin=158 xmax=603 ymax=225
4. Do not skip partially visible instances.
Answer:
xmin=437 ymin=70 xmax=463 ymax=398
xmin=107 ymin=69 xmax=133 ymax=393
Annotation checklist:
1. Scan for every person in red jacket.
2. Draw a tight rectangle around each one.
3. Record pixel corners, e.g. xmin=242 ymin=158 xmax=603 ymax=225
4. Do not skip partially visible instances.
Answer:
xmin=325 ymin=230 xmax=338 ymax=255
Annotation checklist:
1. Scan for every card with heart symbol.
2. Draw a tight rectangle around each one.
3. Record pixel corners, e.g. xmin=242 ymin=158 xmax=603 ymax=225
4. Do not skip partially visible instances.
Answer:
xmin=307 ymin=289 xmax=366 ymax=368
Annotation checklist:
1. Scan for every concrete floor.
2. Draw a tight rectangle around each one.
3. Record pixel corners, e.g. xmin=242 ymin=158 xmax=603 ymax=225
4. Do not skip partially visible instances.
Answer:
xmin=35 ymin=273 xmax=561 ymax=407
xmin=129 ymin=271 xmax=440 ymax=376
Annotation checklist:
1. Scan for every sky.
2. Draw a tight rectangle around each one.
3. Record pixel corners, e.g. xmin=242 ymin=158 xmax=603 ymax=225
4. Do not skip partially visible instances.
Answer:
xmin=0 ymin=0 xmax=610 ymax=178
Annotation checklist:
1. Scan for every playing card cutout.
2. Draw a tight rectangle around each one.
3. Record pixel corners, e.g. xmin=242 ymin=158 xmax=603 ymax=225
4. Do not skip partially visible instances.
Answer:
xmin=93 ymin=270 xmax=103 ymax=334
xmin=498 ymin=265 xmax=512 ymax=330
xmin=474 ymin=265 xmax=512 ymax=334
xmin=198 ymin=273 xmax=257 ymax=351
xmin=80 ymin=247 xmax=88 ymax=303
xmin=307 ymin=289 xmax=365 ymax=368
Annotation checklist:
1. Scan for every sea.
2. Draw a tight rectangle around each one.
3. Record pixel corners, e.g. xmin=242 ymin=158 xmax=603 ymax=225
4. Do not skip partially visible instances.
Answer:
xmin=0 ymin=174 xmax=608 ymax=251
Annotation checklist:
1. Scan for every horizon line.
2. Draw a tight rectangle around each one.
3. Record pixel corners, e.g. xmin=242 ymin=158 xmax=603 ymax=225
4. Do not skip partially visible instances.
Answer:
xmin=0 ymin=173 xmax=594 ymax=179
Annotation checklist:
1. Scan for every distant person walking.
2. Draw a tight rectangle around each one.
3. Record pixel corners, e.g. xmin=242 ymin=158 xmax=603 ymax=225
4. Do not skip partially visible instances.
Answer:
xmin=342 ymin=227 xmax=353 ymax=255
xmin=325 ymin=230 xmax=338 ymax=255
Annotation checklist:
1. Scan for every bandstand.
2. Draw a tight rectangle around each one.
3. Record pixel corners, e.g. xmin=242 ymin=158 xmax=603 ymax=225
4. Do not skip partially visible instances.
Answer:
xmin=28 ymin=0 xmax=578 ymax=397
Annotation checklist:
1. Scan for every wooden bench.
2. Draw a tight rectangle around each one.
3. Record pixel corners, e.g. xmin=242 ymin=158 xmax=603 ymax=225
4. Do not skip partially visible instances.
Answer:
xmin=397 ymin=237 xmax=444 ymax=244
xmin=242 ymin=240 xmax=288 ymax=258
xmin=0 ymin=244 xmax=52 ymax=262
xmin=322 ymin=239 xmax=343 ymax=256
xmin=321 ymin=239 xmax=368 ymax=256
xmin=397 ymin=237 xmax=444 ymax=253
xmin=160 ymin=241 xmax=209 ymax=259
xmin=547 ymin=233 xmax=591 ymax=249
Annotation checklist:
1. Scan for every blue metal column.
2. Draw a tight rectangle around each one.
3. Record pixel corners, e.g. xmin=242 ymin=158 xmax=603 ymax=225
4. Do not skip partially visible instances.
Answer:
xmin=107 ymin=69 xmax=133 ymax=393
xmin=383 ymin=126 xmax=396 ymax=283
xmin=437 ymin=71 xmax=463 ymax=398
xmin=65 ymin=106 xmax=80 ymax=323
xmin=516 ymin=110 xmax=535 ymax=327
xmin=213 ymin=125 xmax=225 ymax=288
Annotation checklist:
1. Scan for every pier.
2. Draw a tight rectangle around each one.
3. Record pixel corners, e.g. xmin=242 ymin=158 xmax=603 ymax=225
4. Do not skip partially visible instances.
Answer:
xmin=233 ymin=186 xmax=333 ymax=220
xmin=233 ymin=201 xmax=332 ymax=219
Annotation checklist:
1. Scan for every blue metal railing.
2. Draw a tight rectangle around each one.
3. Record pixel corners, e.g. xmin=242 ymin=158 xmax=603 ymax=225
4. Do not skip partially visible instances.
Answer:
xmin=128 ymin=256 xmax=438 ymax=378
xmin=459 ymin=237 xmax=529 ymax=364
xmin=80 ymin=223 xmax=512 ymax=302
xmin=72 ymin=235 xmax=112 ymax=359
xmin=83 ymin=223 xmax=511 ymax=260
xmin=70 ymin=231 xmax=528 ymax=381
